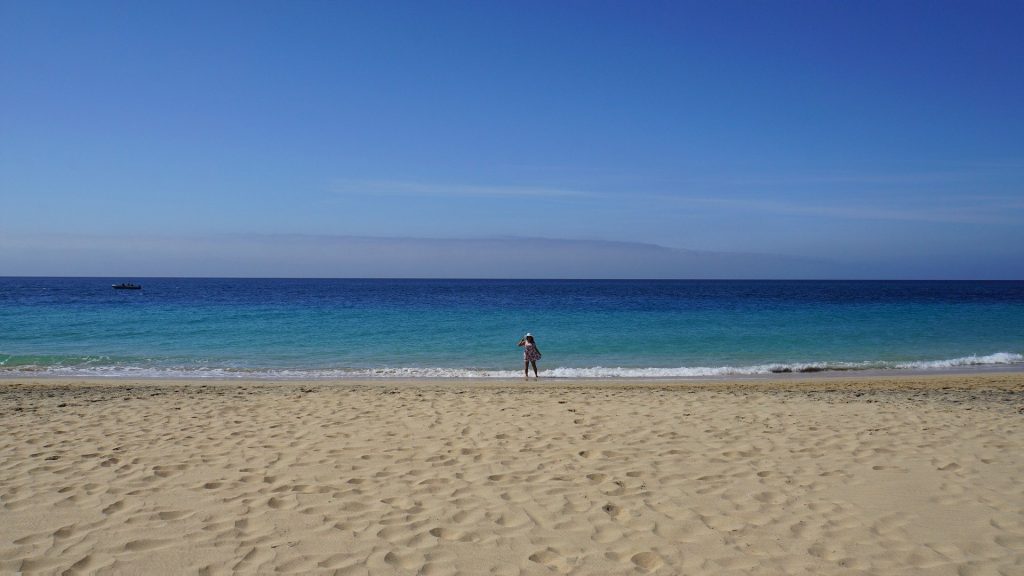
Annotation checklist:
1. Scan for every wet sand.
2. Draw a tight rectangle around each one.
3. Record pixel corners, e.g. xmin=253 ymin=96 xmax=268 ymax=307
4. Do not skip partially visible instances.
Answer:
xmin=1 ymin=373 xmax=1022 ymax=575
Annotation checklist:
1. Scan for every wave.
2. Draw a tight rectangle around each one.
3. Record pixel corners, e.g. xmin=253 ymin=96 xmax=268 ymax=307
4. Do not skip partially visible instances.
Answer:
xmin=543 ymin=352 xmax=1024 ymax=378
xmin=1 ymin=352 xmax=1021 ymax=379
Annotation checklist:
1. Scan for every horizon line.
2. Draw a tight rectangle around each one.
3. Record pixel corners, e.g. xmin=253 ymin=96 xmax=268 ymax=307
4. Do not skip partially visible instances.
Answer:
xmin=3 ymin=276 xmax=1022 ymax=282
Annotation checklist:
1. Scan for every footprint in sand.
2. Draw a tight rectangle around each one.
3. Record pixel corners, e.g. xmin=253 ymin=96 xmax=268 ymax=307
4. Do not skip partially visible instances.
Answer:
xmin=383 ymin=550 xmax=421 ymax=570
xmin=429 ymin=527 xmax=460 ymax=540
xmin=631 ymin=551 xmax=664 ymax=573
xmin=602 ymin=502 xmax=624 ymax=520
xmin=528 ymin=548 xmax=574 ymax=574
xmin=156 ymin=510 xmax=192 ymax=521
xmin=429 ymin=526 xmax=479 ymax=542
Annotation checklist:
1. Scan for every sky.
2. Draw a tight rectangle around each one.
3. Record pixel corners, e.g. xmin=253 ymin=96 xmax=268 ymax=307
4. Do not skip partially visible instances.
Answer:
xmin=2 ymin=0 xmax=1022 ymax=278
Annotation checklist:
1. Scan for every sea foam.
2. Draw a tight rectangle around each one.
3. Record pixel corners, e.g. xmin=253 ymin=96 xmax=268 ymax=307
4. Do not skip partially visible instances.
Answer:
xmin=4 ymin=352 xmax=1020 ymax=379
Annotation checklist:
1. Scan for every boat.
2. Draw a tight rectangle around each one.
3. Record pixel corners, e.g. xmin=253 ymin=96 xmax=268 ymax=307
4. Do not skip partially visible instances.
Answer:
xmin=112 ymin=283 xmax=142 ymax=290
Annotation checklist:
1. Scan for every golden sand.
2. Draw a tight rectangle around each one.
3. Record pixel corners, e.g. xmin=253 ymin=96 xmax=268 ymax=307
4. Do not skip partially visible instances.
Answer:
xmin=1 ymin=373 xmax=1022 ymax=575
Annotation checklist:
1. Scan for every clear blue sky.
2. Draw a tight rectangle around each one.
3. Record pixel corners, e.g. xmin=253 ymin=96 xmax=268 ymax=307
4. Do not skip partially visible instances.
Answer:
xmin=2 ymin=0 xmax=1022 ymax=278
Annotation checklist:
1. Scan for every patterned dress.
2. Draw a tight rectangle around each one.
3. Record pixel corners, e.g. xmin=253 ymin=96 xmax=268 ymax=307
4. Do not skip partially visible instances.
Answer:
xmin=523 ymin=343 xmax=542 ymax=362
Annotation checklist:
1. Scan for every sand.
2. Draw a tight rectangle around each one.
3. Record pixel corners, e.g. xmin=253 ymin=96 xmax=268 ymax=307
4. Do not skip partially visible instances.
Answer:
xmin=1 ymin=373 xmax=1022 ymax=575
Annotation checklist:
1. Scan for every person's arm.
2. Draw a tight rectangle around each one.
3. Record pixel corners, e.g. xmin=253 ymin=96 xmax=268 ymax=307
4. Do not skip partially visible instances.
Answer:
xmin=517 ymin=338 xmax=525 ymax=347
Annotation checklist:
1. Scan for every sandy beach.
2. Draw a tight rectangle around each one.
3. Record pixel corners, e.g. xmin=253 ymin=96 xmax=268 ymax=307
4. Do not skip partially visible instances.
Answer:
xmin=1 ymin=373 xmax=1022 ymax=575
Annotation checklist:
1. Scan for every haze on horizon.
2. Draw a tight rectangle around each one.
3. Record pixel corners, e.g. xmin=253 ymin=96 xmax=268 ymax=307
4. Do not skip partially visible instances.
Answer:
xmin=2 ymin=1 xmax=1022 ymax=279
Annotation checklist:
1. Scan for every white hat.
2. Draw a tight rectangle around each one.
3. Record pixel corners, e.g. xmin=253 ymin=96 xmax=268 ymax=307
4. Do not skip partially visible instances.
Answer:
xmin=525 ymin=333 xmax=532 ymax=337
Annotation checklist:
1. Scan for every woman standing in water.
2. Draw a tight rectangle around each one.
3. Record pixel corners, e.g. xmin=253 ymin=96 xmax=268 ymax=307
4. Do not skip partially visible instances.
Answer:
xmin=517 ymin=333 xmax=542 ymax=379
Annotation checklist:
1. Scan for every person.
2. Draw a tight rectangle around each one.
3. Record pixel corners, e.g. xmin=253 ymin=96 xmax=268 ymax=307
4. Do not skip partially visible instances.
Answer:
xmin=517 ymin=333 xmax=542 ymax=379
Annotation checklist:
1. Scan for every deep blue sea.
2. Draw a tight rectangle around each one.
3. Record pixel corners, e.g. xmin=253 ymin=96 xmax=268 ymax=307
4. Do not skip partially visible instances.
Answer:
xmin=1 ymin=278 xmax=1022 ymax=379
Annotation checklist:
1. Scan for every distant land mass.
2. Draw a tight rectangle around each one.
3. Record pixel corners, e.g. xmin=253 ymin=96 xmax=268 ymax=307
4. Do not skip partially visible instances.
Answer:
xmin=0 ymin=233 xmax=1017 ymax=279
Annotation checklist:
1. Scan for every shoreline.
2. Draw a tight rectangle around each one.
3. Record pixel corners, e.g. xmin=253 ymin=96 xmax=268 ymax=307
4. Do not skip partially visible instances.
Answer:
xmin=3 ymin=355 xmax=1021 ymax=382
xmin=3 ymin=372 xmax=1022 ymax=574
xmin=3 ymin=365 xmax=1024 ymax=388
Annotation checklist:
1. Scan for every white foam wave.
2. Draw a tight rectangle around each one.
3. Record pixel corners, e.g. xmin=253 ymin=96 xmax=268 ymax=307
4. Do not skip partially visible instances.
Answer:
xmin=891 ymin=352 xmax=1023 ymax=370
xmin=538 ymin=353 xmax=1024 ymax=378
xmin=2 ymin=352 xmax=1020 ymax=379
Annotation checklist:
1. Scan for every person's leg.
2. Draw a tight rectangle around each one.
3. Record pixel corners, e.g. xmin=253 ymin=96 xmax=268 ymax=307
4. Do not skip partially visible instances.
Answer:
xmin=524 ymin=361 xmax=529 ymax=379
xmin=531 ymin=361 xmax=539 ymax=377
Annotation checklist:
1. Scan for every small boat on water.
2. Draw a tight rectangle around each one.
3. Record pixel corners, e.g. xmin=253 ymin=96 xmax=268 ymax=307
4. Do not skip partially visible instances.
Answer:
xmin=112 ymin=283 xmax=142 ymax=290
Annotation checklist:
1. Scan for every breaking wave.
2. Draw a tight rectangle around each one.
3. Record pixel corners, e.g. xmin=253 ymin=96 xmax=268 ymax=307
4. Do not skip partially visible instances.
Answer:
xmin=1 ymin=352 xmax=1021 ymax=379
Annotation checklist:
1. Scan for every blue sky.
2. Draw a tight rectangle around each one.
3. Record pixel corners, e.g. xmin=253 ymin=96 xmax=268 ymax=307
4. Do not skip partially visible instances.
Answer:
xmin=2 ymin=0 xmax=1022 ymax=278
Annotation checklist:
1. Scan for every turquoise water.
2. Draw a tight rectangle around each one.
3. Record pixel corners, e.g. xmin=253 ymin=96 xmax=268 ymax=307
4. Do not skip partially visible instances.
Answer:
xmin=1 ymin=278 xmax=1022 ymax=378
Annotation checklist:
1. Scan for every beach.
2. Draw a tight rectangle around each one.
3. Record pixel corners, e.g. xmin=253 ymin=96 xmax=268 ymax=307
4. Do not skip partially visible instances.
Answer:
xmin=1 ymin=373 xmax=1022 ymax=575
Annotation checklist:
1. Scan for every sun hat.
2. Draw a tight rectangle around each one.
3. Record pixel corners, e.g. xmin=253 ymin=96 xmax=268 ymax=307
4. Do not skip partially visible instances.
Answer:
xmin=525 ymin=333 xmax=532 ymax=337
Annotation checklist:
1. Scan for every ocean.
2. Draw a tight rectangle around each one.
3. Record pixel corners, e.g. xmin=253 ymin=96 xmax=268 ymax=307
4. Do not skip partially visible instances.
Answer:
xmin=1 ymin=278 xmax=1022 ymax=379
